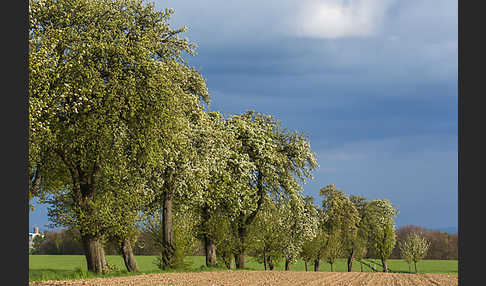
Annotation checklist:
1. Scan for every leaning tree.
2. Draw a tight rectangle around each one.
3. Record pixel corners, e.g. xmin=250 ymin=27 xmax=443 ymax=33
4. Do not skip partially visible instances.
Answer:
xmin=362 ymin=199 xmax=399 ymax=272
xmin=349 ymin=195 xmax=370 ymax=272
xmin=318 ymin=184 xmax=360 ymax=272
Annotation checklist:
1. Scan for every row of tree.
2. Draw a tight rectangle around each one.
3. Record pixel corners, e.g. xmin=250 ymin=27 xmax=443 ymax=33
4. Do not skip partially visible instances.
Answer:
xmin=31 ymin=225 xmax=456 ymax=261
xmin=29 ymin=0 xmax=317 ymax=274
xmin=28 ymin=0 xmax=442 ymax=276
xmin=31 ymin=183 xmax=403 ymax=273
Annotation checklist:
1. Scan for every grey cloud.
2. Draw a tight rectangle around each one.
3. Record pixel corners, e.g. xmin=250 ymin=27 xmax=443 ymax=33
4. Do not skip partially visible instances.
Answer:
xmin=161 ymin=0 xmax=457 ymax=83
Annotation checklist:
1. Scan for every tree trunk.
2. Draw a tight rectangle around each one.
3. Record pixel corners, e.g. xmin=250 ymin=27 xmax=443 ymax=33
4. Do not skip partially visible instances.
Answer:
xmin=201 ymin=204 xmax=217 ymax=268
xmin=381 ymin=258 xmax=388 ymax=272
xmin=263 ymin=249 xmax=267 ymax=270
xmin=314 ymin=257 xmax=320 ymax=272
xmin=285 ymin=259 xmax=290 ymax=270
xmin=414 ymin=261 xmax=417 ymax=273
xmin=204 ymin=235 xmax=217 ymax=267
xmin=81 ymin=235 xmax=108 ymax=274
xmin=234 ymin=226 xmax=247 ymax=269
xmin=120 ymin=238 xmax=139 ymax=272
xmin=360 ymin=261 xmax=363 ymax=272
xmin=305 ymin=261 xmax=308 ymax=272
xmin=234 ymin=253 xmax=246 ymax=269
xmin=221 ymin=254 xmax=232 ymax=269
xmin=347 ymin=248 xmax=354 ymax=272
xmin=64 ymin=159 xmax=105 ymax=274
xmin=161 ymin=191 xmax=175 ymax=269
xmin=408 ymin=263 xmax=411 ymax=273
xmin=268 ymin=256 xmax=274 ymax=270
xmin=330 ymin=262 xmax=334 ymax=272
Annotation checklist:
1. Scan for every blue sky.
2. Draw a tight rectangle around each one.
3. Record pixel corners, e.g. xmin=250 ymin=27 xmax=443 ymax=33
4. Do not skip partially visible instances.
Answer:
xmin=29 ymin=0 xmax=457 ymax=232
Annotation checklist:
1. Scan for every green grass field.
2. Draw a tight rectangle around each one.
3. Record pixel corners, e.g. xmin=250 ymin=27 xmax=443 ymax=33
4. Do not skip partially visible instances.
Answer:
xmin=29 ymin=255 xmax=458 ymax=282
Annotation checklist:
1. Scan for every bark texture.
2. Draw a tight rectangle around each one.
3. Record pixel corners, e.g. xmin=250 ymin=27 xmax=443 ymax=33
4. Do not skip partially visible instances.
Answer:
xmin=234 ymin=253 xmax=246 ymax=269
xmin=121 ymin=238 xmax=139 ymax=272
xmin=201 ymin=205 xmax=217 ymax=267
xmin=82 ymin=235 xmax=108 ymax=274
xmin=234 ymin=225 xmax=247 ymax=269
xmin=204 ymin=235 xmax=217 ymax=267
xmin=160 ymin=191 xmax=175 ymax=269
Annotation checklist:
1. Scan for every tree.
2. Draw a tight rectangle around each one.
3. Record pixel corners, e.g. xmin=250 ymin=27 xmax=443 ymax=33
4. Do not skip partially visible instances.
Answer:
xmin=279 ymin=195 xmax=319 ymax=271
xmin=310 ymin=225 xmax=328 ymax=272
xmin=319 ymin=184 xmax=360 ymax=272
xmin=392 ymin=225 xmax=457 ymax=260
xmin=190 ymin=112 xmax=256 ymax=268
xmin=246 ymin=198 xmax=284 ymax=271
xmin=29 ymin=0 xmax=209 ymax=273
xmin=247 ymin=195 xmax=318 ymax=271
xmin=146 ymin=202 xmax=199 ymax=270
xmin=348 ymin=195 xmax=369 ymax=272
xmin=211 ymin=214 xmax=238 ymax=269
xmin=298 ymin=197 xmax=321 ymax=272
xmin=399 ymin=232 xmax=431 ymax=273
xmin=323 ymin=232 xmax=342 ymax=272
xmin=226 ymin=111 xmax=318 ymax=269
xmin=31 ymin=229 xmax=85 ymax=255
xmin=362 ymin=199 xmax=398 ymax=272
xmin=46 ymin=161 xmax=152 ymax=272
xmin=391 ymin=225 xmax=425 ymax=259
xmin=300 ymin=238 xmax=318 ymax=271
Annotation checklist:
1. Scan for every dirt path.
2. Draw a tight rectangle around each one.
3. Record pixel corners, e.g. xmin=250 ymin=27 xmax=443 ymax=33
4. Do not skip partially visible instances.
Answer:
xmin=29 ymin=271 xmax=458 ymax=286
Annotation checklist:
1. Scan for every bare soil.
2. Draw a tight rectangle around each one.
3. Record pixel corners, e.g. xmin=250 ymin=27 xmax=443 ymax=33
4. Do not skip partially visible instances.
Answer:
xmin=30 ymin=271 xmax=458 ymax=286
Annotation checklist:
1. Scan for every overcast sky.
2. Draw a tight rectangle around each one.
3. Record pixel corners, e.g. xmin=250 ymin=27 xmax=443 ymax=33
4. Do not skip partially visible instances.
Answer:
xmin=29 ymin=0 xmax=457 ymax=232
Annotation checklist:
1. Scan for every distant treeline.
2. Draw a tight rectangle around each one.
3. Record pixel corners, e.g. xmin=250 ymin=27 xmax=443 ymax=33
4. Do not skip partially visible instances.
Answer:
xmin=390 ymin=225 xmax=458 ymax=260
xmin=31 ymin=228 xmax=204 ymax=256
xmin=31 ymin=225 xmax=457 ymax=260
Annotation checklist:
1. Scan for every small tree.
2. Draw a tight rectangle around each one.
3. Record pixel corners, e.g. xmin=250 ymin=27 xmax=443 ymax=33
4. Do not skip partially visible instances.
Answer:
xmin=399 ymin=232 xmax=431 ymax=273
xmin=324 ymin=232 xmax=342 ymax=272
xmin=300 ymin=234 xmax=320 ymax=271
xmin=247 ymin=199 xmax=284 ymax=271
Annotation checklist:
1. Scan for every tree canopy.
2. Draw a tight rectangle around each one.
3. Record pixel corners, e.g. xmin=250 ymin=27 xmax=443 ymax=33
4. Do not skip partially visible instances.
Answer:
xmin=29 ymin=0 xmax=209 ymax=273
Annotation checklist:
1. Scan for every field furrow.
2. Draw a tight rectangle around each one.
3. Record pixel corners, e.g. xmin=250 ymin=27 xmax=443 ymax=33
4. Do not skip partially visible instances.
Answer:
xmin=29 ymin=271 xmax=458 ymax=286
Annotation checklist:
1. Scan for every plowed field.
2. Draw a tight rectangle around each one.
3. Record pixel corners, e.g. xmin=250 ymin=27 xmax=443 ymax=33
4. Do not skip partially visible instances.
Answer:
xmin=29 ymin=271 xmax=458 ymax=286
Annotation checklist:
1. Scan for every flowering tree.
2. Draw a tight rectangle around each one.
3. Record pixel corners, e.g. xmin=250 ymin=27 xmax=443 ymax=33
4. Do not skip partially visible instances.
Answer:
xmin=399 ymin=232 xmax=431 ymax=273
xmin=29 ymin=0 xmax=209 ymax=273
xmin=362 ymin=199 xmax=399 ymax=272
xmin=190 ymin=111 xmax=256 ymax=267
xmin=226 ymin=111 xmax=318 ymax=269
xmin=279 ymin=195 xmax=319 ymax=270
